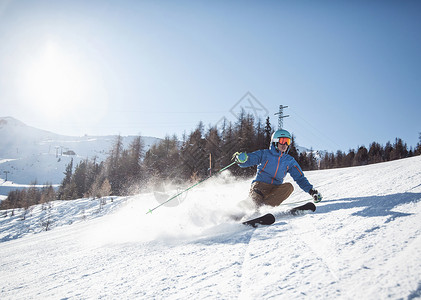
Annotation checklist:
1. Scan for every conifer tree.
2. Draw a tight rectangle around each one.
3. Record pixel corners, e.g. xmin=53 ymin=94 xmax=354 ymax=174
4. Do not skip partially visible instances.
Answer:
xmin=288 ymin=134 xmax=299 ymax=161
xmin=390 ymin=138 xmax=408 ymax=160
xmin=308 ymin=148 xmax=317 ymax=170
xmin=298 ymin=152 xmax=310 ymax=171
xmin=220 ymin=120 xmax=236 ymax=168
xmin=205 ymin=126 xmax=222 ymax=172
xmin=58 ymin=158 xmax=73 ymax=199
xmin=355 ymin=146 xmax=369 ymax=165
xmin=254 ymin=117 xmax=266 ymax=152
xmin=368 ymin=142 xmax=383 ymax=164
xmin=71 ymin=160 xmax=88 ymax=199
xmin=107 ymin=135 xmax=124 ymax=195
xmin=335 ymin=150 xmax=344 ymax=168
xmin=416 ymin=132 xmax=421 ymax=155
xmin=100 ymin=178 xmax=112 ymax=198
xmin=384 ymin=141 xmax=393 ymax=161
xmin=128 ymin=136 xmax=144 ymax=181
xmin=345 ymin=149 xmax=356 ymax=167
xmin=179 ymin=123 xmax=208 ymax=179
xmin=264 ymin=117 xmax=272 ymax=147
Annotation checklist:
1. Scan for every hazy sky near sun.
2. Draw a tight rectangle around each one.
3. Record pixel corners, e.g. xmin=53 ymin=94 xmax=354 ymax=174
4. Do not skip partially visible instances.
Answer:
xmin=0 ymin=0 xmax=420 ymax=152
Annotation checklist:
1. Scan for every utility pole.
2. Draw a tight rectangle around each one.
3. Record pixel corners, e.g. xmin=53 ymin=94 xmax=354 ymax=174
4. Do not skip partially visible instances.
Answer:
xmin=209 ymin=153 xmax=212 ymax=176
xmin=274 ymin=105 xmax=289 ymax=130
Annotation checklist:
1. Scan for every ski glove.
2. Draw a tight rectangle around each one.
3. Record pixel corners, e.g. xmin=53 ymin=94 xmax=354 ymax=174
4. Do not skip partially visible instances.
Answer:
xmin=232 ymin=152 xmax=248 ymax=164
xmin=309 ymin=189 xmax=322 ymax=203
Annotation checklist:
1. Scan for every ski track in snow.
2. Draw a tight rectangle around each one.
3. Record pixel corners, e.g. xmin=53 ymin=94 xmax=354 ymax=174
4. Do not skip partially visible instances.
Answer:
xmin=0 ymin=156 xmax=421 ymax=299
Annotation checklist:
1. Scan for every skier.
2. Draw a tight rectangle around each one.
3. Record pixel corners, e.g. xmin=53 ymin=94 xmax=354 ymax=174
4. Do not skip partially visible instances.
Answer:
xmin=233 ymin=129 xmax=322 ymax=208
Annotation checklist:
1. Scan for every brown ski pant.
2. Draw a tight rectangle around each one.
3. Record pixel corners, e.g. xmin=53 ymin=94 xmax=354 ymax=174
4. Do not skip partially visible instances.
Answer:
xmin=249 ymin=181 xmax=294 ymax=207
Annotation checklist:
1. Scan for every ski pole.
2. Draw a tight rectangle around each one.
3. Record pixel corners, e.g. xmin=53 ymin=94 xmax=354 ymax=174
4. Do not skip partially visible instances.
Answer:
xmin=146 ymin=161 xmax=237 ymax=214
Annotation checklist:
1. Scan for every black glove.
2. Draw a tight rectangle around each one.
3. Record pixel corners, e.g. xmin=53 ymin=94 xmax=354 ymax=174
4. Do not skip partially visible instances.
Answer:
xmin=309 ymin=188 xmax=322 ymax=203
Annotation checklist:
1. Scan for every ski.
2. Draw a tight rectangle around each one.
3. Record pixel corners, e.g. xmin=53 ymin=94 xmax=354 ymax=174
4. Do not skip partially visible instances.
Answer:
xmin=242 ymin=213 xmax=276 ymax=228
xmin=242 ymin=202 xmax=316 ymax=228
xmin=288 ymin=202 xmax=316 ymax=215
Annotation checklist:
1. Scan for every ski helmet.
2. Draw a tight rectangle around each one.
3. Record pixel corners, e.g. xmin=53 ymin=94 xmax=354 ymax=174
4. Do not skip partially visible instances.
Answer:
xmin=271 ymin=129 xmax=292 ymax=150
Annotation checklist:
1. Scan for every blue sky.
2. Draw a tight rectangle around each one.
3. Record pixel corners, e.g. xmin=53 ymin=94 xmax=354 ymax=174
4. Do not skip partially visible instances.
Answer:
xmin=0 ymin=0 xmax=420 ymax=152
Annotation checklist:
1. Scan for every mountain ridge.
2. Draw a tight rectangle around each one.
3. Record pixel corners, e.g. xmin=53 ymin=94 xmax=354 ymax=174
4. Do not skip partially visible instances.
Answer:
xmin=0 ymin=117 xmax=161 ymax=193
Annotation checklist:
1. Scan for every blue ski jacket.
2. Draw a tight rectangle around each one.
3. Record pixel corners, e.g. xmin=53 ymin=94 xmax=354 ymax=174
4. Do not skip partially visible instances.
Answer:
xmin=238 ymin=144 xmax=313 ymax=193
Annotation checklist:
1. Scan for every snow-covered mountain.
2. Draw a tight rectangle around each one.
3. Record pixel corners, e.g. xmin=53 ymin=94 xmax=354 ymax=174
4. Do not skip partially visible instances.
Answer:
xmin=0 ymin=156 xmax=420 ymax=299
xmin=295 ymin=144 xmax=327 ymax=162
xmin=0 ymin=117 xmax=160 ymax=196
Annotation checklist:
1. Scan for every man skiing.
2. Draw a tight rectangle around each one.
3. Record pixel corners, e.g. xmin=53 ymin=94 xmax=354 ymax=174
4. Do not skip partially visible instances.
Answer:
xmin=233 ymin=129 xmax=322 ymax=208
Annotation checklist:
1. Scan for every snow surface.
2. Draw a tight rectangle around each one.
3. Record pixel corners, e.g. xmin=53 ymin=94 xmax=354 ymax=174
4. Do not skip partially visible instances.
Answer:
xmin=1 ymin=156 xmax=421 ymax=299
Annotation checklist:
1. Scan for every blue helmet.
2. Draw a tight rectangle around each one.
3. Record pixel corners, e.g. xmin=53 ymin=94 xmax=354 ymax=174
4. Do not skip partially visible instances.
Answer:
xmin=271 ymin=129 xmax=292 ymax=150
xmin=271 ymin=129 xmax=291 ymax=143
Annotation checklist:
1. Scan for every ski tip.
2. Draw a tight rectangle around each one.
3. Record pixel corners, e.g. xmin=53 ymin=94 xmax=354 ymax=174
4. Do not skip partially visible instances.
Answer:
xmin=308 ymin=202 xmax=317 ymax=212
xmin=242 ymin=213 xmax=276 ymax=228
xmin=288 ymin=202 xmax=317 ymax=216
xmin=267 ymin=213 xmax=276 ymax=223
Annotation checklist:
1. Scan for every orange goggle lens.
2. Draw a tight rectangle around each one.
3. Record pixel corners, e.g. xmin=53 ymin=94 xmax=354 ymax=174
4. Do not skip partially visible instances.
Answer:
xmin=278 ymin=137 xmax=291 ymax=145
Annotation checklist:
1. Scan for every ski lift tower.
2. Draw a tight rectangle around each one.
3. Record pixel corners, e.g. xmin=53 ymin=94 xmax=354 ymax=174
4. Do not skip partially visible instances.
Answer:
xmin=274 ymin=105 xmax=289 ymax=130
xmin=3 ymin=170 xmax=10 ymax=181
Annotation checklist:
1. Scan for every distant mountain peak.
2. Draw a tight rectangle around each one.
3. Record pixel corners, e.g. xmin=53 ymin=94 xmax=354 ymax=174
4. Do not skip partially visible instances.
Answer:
xmin=0 ymin=116 xmax=27 ymax=128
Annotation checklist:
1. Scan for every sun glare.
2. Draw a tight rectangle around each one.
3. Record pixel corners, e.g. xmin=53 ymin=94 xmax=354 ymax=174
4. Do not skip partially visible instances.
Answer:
xmin=23 ymin=41 xmax=96 ymax=120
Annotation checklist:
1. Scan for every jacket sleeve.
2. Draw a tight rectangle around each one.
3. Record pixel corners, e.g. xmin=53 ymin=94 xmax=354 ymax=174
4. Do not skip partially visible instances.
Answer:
xmin=238 ymin=150 xmax=264 ymax=168
xmin=288 ymin=159 xmax=313 ymax=193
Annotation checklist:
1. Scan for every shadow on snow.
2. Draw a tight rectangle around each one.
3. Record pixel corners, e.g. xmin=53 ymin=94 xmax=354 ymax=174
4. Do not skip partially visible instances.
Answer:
xmin=316 ymin=192 xmax=421 ymax=223
xmin=191 ymin=192 xmax=421 ymax=246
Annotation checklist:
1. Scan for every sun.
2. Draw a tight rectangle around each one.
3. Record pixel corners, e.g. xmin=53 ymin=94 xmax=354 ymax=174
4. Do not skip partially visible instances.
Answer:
xmin=22 ymin=41 xmax=95 ymax=119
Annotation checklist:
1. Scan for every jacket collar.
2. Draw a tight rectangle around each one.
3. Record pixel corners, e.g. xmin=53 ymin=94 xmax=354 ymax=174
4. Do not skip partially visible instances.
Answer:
xmin=269 ymin=143 xmax=291 ymax=156
xmin=270 ymin=144 xmax=283 ymax=156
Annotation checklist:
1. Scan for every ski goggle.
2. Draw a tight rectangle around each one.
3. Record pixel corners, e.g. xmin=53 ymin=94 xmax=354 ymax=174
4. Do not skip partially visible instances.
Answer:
xmin=273 ymin=137 xmax=291 ymax=145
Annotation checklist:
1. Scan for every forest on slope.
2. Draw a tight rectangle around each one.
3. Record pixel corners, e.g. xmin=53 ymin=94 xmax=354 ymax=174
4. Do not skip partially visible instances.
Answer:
xmin=2 ymin=112 xmax=420 ymax=210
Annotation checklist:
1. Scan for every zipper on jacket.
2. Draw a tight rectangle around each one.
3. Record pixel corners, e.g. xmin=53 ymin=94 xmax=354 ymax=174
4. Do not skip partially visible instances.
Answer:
xmin=271 ymin=152 xmax=283 ymax=184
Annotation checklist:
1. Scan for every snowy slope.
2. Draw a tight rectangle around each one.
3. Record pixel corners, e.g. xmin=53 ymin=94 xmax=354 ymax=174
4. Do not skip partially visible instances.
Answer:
xmin=0 ymin=156 xmax=421 ymax=299
xmin=0 ymin=117 xmax=160 ymax=195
